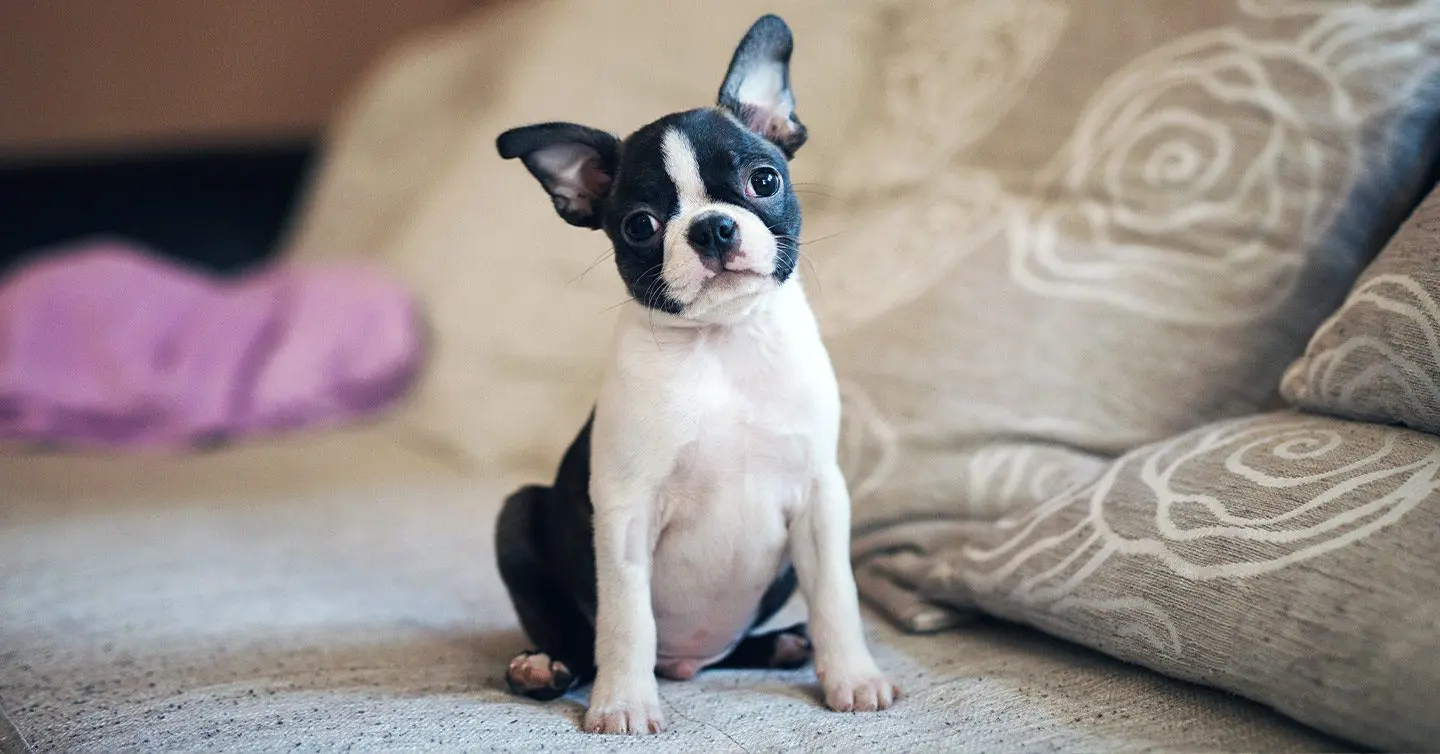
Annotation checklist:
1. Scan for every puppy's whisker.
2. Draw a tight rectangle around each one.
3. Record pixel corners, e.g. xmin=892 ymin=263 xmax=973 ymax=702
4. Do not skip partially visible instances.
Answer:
xmin=637 ymin=266 xmax=669 ymax=352
xmin=801 ymin=252 xmax=824 ymax=301
xmin=792 ymin=183 xmax=853 ymax=205
xmin=794 ymin=230 xmax=849 ymax=249
xmin=792 ymin=189 xmax=853 ymax=207
xmin=598 ymin=297 xmax=639 ymax=314
xmin=568 ymin=246 xmax=617 ymax=287
xmin=645 ymin=290 xmax=666 ymax=353
xmin=767 ymin=229 xmax=824 ymax=303
xmin=648 ymin=308 xmax=663 ymax=352
xmin=640 ymin=265 xmax=666 ymax=305
xmin=790 ymin=240 xmax=824 ymax=303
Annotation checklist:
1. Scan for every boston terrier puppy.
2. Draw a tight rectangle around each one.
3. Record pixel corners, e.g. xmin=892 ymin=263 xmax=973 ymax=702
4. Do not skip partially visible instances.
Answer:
xmin=493 ymin=15 xmax=899 ymax=735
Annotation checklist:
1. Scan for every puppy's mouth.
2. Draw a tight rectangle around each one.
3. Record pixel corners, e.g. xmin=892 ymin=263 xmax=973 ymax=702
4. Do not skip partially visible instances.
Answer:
xmin=697 ymin=254 xmax=768 ymax=274
xmin=699 ymin=266 xmax=769 ymax=288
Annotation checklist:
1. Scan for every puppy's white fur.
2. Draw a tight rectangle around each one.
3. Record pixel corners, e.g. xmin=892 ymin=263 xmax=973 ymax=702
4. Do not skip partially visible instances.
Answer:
xmin=582 ymin=130 xmax=895 ymax=734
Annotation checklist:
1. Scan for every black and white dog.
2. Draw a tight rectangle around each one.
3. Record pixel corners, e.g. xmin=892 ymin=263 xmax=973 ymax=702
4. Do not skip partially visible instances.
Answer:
xmin=494 ymin=15 xmax=898 ymax=735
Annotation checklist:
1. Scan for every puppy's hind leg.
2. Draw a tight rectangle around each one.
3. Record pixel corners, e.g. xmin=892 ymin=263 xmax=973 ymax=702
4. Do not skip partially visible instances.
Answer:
xmin=496 ymin=484 xmax=597 ymax=701
xmin=714 ymin=568 xmax=811 ymax=671
xmin=713 ymin=625 xmax=813 ymax=671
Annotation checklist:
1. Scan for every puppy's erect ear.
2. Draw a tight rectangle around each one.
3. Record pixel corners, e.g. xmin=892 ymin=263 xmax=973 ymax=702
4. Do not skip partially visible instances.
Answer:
xmin=496 ymin=123 xmax=620 ymax=229
xmin=717 ymin=15 xmax=807 ymax=159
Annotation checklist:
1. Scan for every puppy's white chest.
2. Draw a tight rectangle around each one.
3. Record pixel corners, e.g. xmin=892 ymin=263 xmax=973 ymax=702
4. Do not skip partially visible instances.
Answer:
xmin=649 ymin=373 xmax=817 ymax=662
xmin=599 ymin=285 xmax=836 ymax=664
xmin=664 ymin=337 xmax=822 ymax=498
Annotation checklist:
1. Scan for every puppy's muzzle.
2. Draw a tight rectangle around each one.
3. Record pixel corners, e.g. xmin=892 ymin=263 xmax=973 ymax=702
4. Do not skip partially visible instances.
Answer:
xmin=687 ymin=212 xmax=740 ymax=270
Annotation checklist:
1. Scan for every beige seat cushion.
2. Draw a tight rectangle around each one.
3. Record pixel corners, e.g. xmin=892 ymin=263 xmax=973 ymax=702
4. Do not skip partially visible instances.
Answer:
xmin=0 ymin=440 xmax=1346 ymax=753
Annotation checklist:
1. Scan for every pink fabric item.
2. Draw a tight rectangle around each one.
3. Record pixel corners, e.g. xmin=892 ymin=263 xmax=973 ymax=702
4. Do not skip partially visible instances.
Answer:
xmin=0 ymin=240 xmax=425 ymax=450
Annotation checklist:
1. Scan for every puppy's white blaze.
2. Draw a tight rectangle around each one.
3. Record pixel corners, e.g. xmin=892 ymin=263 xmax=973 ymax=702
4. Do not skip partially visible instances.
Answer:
xmin=658 ymin=127 xmax=781 ymax=319
xmin=659 ymin=129 xmax=709 ymax=306
xmin=661 ymin=129 xmax=708 ymax=210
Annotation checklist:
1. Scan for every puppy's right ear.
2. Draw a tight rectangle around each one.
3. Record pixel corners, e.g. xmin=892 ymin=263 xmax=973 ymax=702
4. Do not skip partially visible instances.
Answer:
xmin=496 ymin=123 xmax=620 ymax=229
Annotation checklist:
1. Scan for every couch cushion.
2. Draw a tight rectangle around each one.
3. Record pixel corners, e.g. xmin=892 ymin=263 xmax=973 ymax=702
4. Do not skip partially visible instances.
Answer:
xmin=856 ymin=412 xmax=1440 ymax=751
xmin=1282 ymin=180 xmax=1440 ymax=433
xmin=0 ymin=442 xmax=1348 ymax=753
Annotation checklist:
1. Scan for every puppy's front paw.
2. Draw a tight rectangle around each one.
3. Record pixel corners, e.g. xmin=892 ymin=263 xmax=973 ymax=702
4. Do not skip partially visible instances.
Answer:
xmin=818 ymin=663 xmax=900 ymax=713
xmin=583 ymin=684 xmax=665 ymax=735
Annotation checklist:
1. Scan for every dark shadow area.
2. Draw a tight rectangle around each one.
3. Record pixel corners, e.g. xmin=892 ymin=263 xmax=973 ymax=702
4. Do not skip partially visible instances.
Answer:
xmin=0 ymin=143 xmax=316 ymax=277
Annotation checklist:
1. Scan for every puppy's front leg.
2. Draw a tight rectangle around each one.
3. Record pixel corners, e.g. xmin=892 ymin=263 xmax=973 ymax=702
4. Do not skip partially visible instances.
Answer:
xmin=584 ymin=482 xmax=664 ymax=734
xmin=791 ymin=464 xmax=899 ymax=712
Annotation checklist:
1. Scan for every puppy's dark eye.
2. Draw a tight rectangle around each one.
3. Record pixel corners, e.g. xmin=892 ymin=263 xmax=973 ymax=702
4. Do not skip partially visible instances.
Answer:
xmin=747 ymin=167 xmax=782 ymax=199
xmin=622 ymin=211 xmax=661 ymax=245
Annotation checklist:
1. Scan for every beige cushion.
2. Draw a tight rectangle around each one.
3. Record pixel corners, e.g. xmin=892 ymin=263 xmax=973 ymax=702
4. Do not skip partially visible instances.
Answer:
xmin=1282 ymin=181 xmax=1440 ymax=433
xmin=857 ymin=412 xmax=1440 ymax=752
xmin=0 ymin=438 xmax=1347 ymax=753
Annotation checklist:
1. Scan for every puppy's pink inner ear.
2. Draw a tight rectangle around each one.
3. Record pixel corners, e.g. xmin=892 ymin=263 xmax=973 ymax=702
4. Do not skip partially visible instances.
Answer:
xmin=724 ymin=59 xmax=805 ymax=157
xmin=734 ymin=62 xmax=798 ymax=136
xmin=533 ymin=143 xmax=612 ymax=208
xmin=737 ymin=103 xmax=801 ymax=146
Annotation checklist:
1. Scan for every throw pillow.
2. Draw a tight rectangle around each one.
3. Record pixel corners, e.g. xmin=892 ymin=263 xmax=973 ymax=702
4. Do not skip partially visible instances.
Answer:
xmin=856 ymin=412 xmax=1440 ymax=751
xmin=1282 ymin=180 xmax=1440 ymax=434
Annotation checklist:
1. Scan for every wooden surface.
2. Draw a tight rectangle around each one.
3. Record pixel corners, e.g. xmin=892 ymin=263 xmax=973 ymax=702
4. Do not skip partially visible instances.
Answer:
xmin=0 ymin=1 xmax=486 ymax=160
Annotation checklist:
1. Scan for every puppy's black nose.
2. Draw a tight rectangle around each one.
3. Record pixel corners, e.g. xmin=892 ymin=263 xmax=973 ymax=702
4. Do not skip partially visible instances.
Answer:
xmin=687 ymin=213 xmax=739 ymax=259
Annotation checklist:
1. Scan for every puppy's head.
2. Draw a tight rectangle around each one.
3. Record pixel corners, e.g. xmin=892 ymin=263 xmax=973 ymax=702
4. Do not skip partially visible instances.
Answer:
xmin=497 ymin=15 xmax=808 ymax=323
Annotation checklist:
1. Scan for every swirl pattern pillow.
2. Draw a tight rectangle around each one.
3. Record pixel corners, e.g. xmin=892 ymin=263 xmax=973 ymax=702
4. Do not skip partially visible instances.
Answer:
xmin=855 ymin=412 xmax=1440 ymax=751
xmin=807 ymin=0 xmax=1440 ymax=536
xmin=1282 ymin=181 xmax=1440 ymax=433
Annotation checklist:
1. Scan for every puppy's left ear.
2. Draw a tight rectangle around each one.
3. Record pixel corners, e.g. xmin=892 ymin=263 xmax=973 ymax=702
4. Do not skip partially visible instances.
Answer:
xmin=496 ymin=122 xmax=620 ymax=229
xmin=717 ymin=15 xmax=807 ymax=159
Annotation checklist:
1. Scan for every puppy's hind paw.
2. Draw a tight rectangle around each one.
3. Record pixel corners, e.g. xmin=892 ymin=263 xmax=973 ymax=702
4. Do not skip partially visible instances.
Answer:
xmin=505 ymin=651 xmax=575 ymax=701
xmin=770 ymin=629 xmax=813 ymax=670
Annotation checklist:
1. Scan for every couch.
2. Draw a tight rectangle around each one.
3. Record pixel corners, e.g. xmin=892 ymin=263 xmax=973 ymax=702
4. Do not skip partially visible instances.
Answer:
xmin=4 ymin=2 xmax=1439 ymax=751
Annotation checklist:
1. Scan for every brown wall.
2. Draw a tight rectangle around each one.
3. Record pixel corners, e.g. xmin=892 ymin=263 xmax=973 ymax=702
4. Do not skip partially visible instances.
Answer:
xmin=0 ymin=1 xmax=485 ymax=160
